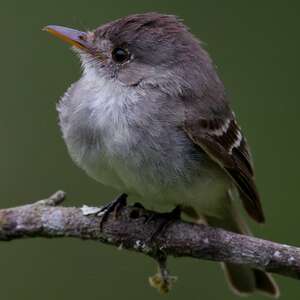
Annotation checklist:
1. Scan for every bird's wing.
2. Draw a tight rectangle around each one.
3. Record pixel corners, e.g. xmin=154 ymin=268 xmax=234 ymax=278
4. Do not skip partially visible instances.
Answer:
xmin=183 ymin=101 xmax=265 ymax=223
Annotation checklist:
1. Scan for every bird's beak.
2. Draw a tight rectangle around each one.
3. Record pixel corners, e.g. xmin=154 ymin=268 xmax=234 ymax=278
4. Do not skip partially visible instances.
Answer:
xmin=43 ymin=25 xmax=93 ymax=51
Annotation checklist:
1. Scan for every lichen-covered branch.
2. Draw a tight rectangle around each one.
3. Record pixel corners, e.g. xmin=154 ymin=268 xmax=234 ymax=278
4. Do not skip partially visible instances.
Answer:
xmin=0 ymin=191 xmax=300 ymax=290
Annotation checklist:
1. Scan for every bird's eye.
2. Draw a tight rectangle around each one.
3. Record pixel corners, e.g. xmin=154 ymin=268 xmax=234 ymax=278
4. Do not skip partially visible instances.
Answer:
xmin=112 ymin=47 xmax=130 ymax=63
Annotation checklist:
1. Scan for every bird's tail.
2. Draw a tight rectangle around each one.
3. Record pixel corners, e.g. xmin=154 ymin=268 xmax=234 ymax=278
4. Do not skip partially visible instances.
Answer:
xmin=204 ymin=193 xmax=279 ymax=298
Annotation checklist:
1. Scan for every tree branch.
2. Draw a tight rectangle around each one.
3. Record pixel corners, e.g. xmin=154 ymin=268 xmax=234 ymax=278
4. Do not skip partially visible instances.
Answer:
xmin=0 ymin=191 xmax=299 ymax=292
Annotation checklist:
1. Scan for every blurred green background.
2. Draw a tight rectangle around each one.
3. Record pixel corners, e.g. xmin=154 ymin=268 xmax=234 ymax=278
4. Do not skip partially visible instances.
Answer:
xmin=0 ymin=0 xmax=299 ymax=299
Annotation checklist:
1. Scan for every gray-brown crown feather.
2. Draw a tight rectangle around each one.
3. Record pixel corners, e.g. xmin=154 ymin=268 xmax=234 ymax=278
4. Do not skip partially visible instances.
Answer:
xmin=94 ymin=13 xmax=206 ymax=68
xmin=95 ymin=12 xmax=188 ymax=41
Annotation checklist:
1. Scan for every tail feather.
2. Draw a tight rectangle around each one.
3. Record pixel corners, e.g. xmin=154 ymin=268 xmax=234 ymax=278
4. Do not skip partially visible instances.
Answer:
xmin=223 ymin=264 xmax=279 ymax=298
xmin=254 ymin=269 xmax=280 ymax=297
xmin=222 ymin=263 xmax=256 ymax=295
xmin=203 ymin=193 xmax=279 ymax=298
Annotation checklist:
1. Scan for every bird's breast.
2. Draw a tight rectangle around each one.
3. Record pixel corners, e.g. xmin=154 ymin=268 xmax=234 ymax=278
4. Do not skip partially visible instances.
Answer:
xmin=58 ymin=76 xmax=229 ymax=211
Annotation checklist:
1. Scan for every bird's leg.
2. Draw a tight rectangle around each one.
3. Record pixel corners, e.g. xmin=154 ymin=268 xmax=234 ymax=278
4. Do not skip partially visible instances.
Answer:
xmin=146 ymin=206 xmax=181 ymax=242
xmin=98 ymin=193 xmax=128 ymax=230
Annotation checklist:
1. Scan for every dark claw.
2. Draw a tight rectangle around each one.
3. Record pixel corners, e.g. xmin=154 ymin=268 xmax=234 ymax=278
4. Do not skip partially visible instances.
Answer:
xmin=99 ymin=193 xmax=128 ymax=230
xmin=147 ymin=206 xmax=181 ymax=242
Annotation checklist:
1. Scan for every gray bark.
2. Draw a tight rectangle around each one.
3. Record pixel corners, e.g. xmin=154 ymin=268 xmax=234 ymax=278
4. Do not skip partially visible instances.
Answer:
xmin=0 ymin=191 xmax=299 ymax=292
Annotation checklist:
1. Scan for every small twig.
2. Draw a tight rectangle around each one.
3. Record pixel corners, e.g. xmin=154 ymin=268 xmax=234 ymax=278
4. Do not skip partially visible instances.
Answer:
xmin=36 ymin=190 xmax=66 ymax=206
xmin=0 ymin=191 xmax=300 ymax=292
xmin=149 ymin=251 xmax=177 ymax=293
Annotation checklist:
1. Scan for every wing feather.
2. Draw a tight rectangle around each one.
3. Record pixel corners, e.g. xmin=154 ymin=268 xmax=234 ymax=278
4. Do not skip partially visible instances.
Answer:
xmin=184 ymin=114 xmax=265 ymax=223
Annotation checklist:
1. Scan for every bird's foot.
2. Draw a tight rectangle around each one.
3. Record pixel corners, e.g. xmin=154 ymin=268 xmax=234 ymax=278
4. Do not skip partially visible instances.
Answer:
xmin=97 ymin=193 xmax=128 ymax=230
xmin=127 ymin=202 xmax=146 ymax=219
xmin=146 ymin=206 xmax=181 ymax=242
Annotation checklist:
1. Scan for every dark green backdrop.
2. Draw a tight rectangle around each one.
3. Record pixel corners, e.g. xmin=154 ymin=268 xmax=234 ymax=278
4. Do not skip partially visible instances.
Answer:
xmin=0 ymin=1 xmax=299 ymax=299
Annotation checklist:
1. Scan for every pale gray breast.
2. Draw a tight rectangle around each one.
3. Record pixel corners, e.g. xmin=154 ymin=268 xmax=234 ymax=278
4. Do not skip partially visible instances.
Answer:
xmin=57 ymin=74 xmax=226 ymax=202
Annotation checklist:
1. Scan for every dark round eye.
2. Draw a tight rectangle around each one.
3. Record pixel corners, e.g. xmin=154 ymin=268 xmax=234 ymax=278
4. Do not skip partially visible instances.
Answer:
xmin=112 ymin=47 xmax=130 ymax=63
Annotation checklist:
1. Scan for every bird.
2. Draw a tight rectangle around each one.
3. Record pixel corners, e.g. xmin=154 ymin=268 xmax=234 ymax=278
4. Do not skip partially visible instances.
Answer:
xmin=44 ymin=12 xmax=279 ymax=297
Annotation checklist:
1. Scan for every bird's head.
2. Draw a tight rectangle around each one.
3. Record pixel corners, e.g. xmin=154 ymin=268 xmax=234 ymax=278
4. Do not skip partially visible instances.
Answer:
xmin=44 ymin=13 xmax=215 ymax=95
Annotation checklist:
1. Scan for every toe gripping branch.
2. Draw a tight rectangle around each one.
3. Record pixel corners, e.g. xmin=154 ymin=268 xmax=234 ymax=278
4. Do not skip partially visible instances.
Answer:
xmin=98 ymin=193 xmax=128 ymax=229
xmin=145 ymin=205 xmax=181 ymax=242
